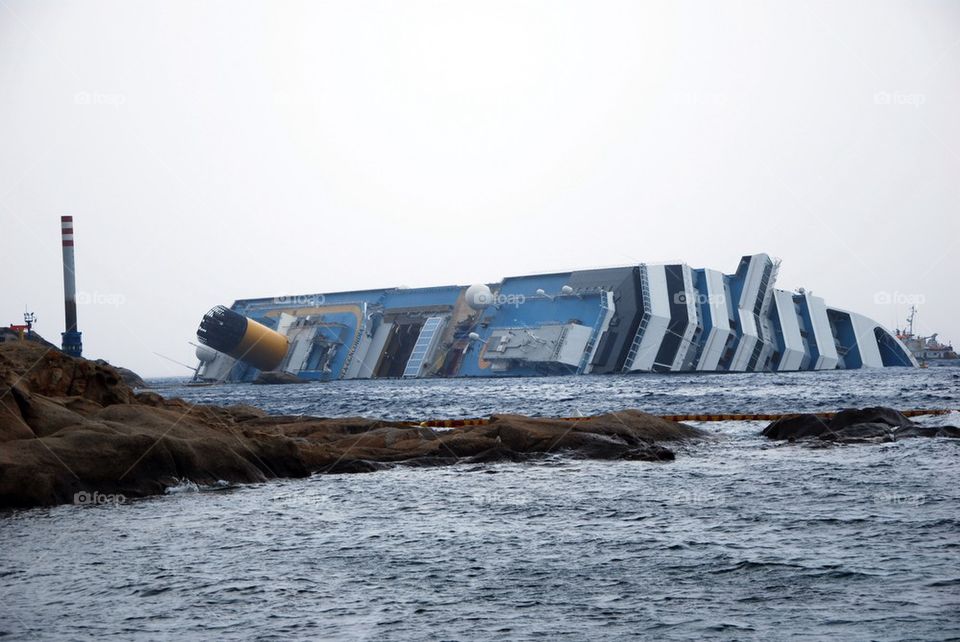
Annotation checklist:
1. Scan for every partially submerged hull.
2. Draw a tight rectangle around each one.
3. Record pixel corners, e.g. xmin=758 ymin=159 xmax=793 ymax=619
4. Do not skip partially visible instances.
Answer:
xmin=195 ymin=253 xmax=916 ymax=383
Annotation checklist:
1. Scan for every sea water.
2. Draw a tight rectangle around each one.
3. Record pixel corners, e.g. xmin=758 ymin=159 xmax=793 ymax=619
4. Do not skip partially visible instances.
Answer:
xmin=2 ymin=367 xmax=959 ymax=640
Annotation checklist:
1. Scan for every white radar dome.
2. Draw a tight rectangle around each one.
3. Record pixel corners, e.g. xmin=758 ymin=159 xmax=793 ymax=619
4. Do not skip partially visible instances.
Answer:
xmin=195 ymin=344 xmax=219 ymax=363
xmin=465 ymin=284 xmax=494 ymax=310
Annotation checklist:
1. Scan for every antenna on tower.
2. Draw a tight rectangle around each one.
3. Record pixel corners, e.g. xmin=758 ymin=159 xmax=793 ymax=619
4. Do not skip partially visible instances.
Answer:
xmin=23 ymin=309 xmax=36 ymax=334
xmin=906 ymin=305 xmax=917 ymax=336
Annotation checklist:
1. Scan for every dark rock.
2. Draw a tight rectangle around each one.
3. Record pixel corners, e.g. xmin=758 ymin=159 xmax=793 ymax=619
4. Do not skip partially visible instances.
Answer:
xmin=829 ymin=407 xmax=915 ymax=432
xmin=398 ymin=456 xmax=460 ymax=468
xmin=762 ymin=406 xmax=958 ymax=445
xmin=0 ymin=387 xmax=35 ymax=442
xmin=253 ymin=371 xmax=308 ymax=385
xmin=321 ymin=459 xmax=386 ymax=474
xmin=895 ymin=425 xmax=960 ymax=439
xmin=621 ymin=444 xmax=675 ymax=461
xmin=820 ymin=422 xmax=896 ymax=443
xmin=762 ymin=414 xmax=831 ymax=440
xmin=464 ymin=446 xmax=530 ymax=464
xmin=94 ymin=360 xmax=146 ymax=389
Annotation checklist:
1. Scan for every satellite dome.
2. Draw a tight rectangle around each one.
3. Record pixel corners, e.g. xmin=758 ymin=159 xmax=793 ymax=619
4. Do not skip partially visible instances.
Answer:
xmin=465 ymin=284 xmax=494 ymax=310
xmin=195 ymin=344 xmax=219 ymax=363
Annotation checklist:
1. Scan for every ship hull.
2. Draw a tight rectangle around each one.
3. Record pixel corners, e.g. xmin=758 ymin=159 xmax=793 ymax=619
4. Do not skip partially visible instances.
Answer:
xmin=196 ymin=253 xmax=917 ymax=382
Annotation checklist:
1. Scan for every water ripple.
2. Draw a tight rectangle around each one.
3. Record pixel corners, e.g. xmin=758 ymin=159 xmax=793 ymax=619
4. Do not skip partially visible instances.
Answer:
xmin=2 ymin=368 xmax=959 ymax=639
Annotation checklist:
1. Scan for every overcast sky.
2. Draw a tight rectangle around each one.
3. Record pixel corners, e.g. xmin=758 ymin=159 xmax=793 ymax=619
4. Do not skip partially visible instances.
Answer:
xmin=1 ymin=0 xmax=957 ymax=376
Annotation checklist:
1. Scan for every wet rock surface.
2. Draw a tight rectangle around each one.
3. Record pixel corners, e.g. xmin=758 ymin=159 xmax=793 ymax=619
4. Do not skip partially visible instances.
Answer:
xmin=0 ymin=342 xmax=704 ymax=508
xmin=253 ymin=371 xmax=309 ymax=385
xmin=763 ymin=406 xmax=960 ymax=444
xmin=94 ymin=359 xmax=147 ymax=389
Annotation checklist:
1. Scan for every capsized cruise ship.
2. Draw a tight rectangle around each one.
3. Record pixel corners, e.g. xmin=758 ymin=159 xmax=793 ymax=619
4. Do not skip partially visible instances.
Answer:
xmin=193 ymin=253 xmax=917 ymax=383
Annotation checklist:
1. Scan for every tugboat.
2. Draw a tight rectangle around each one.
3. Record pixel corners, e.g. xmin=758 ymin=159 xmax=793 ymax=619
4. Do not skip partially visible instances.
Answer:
xmin=896 ymin=306 xmax=958 ymax=367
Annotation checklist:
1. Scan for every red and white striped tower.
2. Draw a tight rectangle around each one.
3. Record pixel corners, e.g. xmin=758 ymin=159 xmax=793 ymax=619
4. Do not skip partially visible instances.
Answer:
xmin=61 ymin=216 xmax=82 ymax=356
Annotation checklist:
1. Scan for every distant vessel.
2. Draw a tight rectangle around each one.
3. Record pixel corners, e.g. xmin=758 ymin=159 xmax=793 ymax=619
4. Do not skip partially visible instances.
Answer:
xmin=896 ymin=306 xmax=957 ymax=366
xmin=193 ymin=253 xmax=917 ymax=383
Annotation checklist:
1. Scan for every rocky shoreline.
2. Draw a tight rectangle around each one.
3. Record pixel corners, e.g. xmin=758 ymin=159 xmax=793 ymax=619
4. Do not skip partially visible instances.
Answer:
xmin=2 ymin=341 xmax=956 ymax=510
xmin=0 ymin=341 xmax=705 ymax=509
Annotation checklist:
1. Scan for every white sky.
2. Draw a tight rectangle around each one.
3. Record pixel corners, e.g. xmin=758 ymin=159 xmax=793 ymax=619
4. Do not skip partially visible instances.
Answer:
xmin=1 ymin=0 xmax=958 ymax=376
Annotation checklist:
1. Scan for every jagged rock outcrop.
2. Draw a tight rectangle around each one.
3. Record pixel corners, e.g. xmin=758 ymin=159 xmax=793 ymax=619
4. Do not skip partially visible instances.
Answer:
xmin=0 ymin=341 xmax=705 ymax=509
xmin=94 ymin=359 xmax=147 ymax=389
xmin=762 ymin=406 xmax=960 ymax=444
